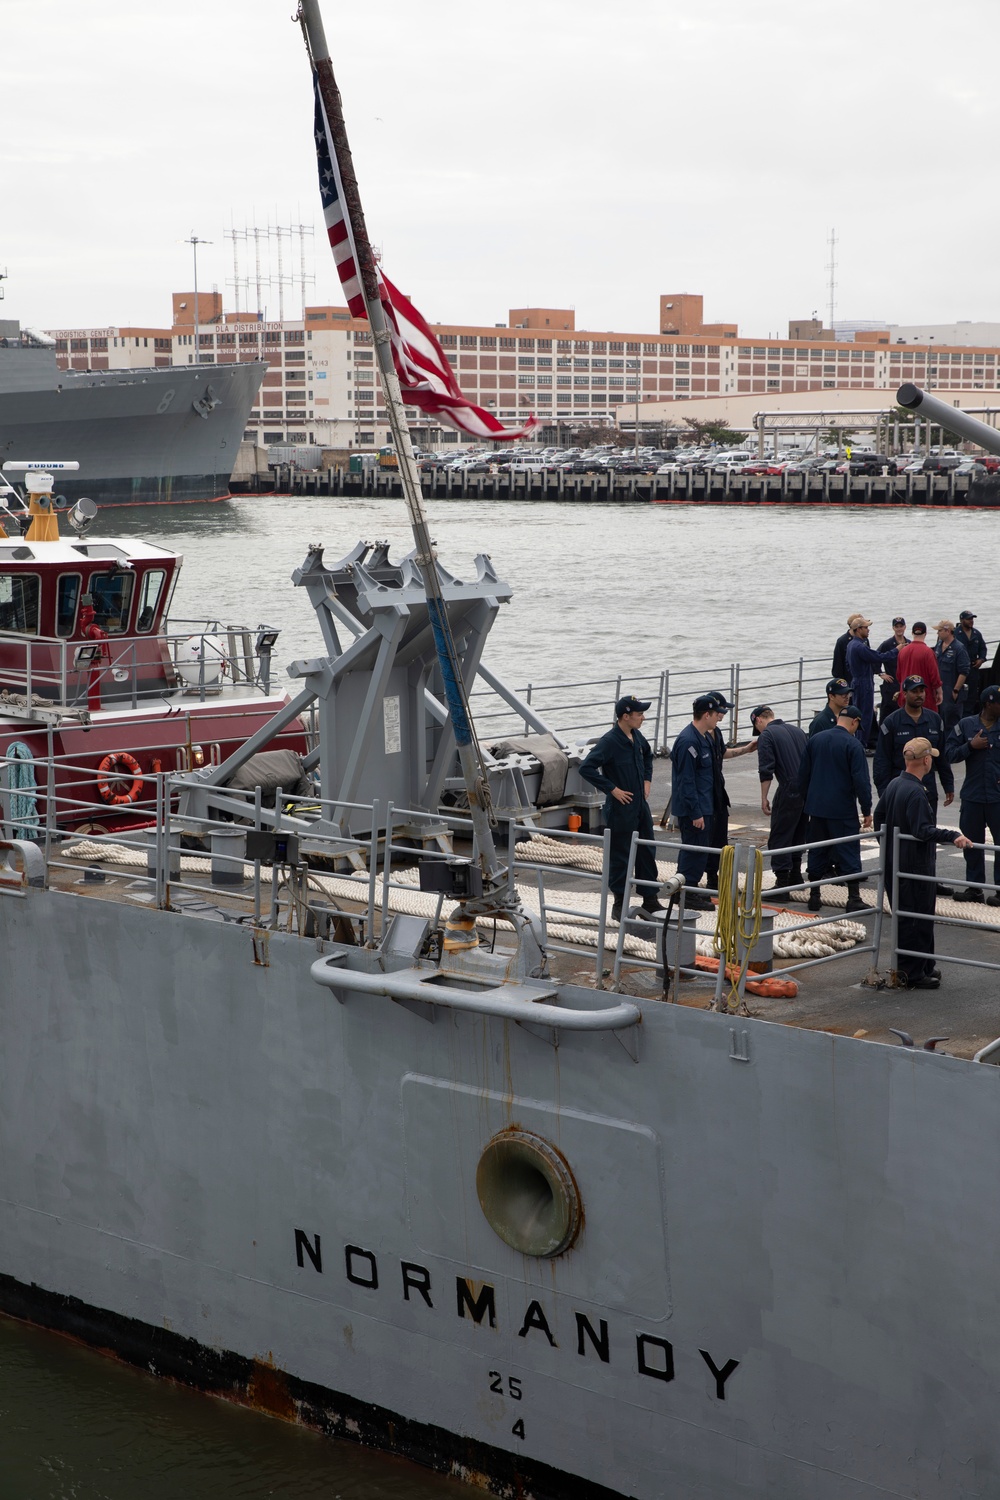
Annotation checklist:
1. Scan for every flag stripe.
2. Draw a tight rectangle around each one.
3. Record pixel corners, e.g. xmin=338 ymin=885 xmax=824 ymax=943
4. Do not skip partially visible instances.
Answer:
xmin=312 ymin=73 xmax=538 ymax=441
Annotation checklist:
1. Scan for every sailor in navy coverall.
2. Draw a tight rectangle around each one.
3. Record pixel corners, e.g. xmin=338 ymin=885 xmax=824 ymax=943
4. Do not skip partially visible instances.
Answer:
xmin=669 ymin=695 xmax=721 ymax=911
xmin=873 ymin=676 xmax=953 ymax=816
xmin=579 ymin=694 xmax=661 ymax=919
xmin=845 ymin=617 xmax=897 ymax=747
xmin=796 ymin=704 xmax=872 ymax=912
xmin=874 ymin=739 xmax=971 ymax=988
xmin=934 ymin=620 xmax=971 ymax=733
xmin=945 ymin=684 xmax=1000 ymax=902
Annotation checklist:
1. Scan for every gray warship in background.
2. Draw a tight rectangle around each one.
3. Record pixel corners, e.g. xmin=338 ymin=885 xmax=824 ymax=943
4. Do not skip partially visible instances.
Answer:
xmin=0 ymin=319 xmax=264 ymax=505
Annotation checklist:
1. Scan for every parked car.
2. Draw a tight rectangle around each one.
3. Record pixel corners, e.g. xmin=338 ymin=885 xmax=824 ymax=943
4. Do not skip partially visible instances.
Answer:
xmin=923 ymin=455 xmax=963 ymax=473
xmin=709 ymin=454 xmax=755 ymax=474
xmin=836 ymin=455 xmax=899 ymax=476
xmin=954 ymin=459 xmax=989 ymax=477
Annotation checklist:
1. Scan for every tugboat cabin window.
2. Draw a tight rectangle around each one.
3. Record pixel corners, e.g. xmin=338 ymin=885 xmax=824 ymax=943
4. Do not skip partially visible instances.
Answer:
xmin=0 ymin=574 xmax=40 ymax=634
xmin=89 ymin=570 xmax=134 ymax=634
xmin=56 ymin=574 xmax=82 ymax=637
xmin=136 ymin=569 xmax=165 ymax=633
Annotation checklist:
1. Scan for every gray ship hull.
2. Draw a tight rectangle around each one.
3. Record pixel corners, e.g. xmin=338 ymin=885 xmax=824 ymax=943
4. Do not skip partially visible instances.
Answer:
xmin=2 ymin=886 xmax=997 ymax=1499
xmin=0 ymin=352 xmax=265 ymax=504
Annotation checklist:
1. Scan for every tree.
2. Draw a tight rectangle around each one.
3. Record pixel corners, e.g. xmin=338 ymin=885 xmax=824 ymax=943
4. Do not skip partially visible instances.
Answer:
xmin=682 ymin=418 xmax=748 ymax=447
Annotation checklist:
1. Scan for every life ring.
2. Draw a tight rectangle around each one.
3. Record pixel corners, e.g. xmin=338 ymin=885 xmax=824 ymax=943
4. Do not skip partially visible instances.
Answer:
xmin=97 ymin=751 xmax=143 ymax=805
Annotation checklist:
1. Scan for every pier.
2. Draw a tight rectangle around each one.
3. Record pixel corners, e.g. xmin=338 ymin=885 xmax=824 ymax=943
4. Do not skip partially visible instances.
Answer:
xmin=257 ymin=464 xmax=1000 ymax=507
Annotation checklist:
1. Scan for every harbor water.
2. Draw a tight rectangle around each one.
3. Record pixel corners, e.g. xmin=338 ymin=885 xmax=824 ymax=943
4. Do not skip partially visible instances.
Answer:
xmin=9 ymin=495 xmax=999 ymax=1498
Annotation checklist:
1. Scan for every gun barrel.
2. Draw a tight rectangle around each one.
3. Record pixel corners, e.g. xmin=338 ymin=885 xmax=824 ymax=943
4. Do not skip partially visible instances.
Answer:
xmin=896 ymin=382 xmax=1000 ymax=456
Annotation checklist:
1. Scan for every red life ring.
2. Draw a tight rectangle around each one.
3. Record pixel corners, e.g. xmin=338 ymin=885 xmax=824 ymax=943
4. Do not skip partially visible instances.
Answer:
xmin=97 ymin=751 xmax=144 ymax=805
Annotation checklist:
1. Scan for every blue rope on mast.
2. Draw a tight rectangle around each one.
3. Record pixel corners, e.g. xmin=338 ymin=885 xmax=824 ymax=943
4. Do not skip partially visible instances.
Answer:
xmin=426 ymin=599 xmax=472 ymax=748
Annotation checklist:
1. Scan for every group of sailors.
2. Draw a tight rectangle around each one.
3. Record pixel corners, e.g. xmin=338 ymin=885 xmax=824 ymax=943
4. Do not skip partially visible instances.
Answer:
xmin=579 ymin=635 xmax=1000 ymax=990
xmin=832 ymin=609 xmax=990 ymax=743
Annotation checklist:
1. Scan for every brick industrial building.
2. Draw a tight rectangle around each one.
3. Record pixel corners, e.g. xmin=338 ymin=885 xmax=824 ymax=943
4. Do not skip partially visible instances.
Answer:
xmin=46 ymin=291 xmax=1000 ymax=450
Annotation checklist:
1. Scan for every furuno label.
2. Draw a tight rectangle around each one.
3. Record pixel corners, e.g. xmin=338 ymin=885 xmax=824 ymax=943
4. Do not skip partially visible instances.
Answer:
xmin=293 ymin=1231 xmax=740 ymax=1401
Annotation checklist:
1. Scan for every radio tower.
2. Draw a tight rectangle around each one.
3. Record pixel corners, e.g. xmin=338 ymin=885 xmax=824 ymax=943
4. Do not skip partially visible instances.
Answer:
xmin=827 ymin=228 xmax=837 ymax=331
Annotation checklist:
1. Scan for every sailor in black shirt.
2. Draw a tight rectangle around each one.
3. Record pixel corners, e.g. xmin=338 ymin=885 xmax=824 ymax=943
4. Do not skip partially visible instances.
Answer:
xmin=750 ymin=705 xmax=808 ymax=894
xmin=874 ymin=738 xmax=971 ymax=989
xmin=809 ymin=678 xmax=852 ymax=738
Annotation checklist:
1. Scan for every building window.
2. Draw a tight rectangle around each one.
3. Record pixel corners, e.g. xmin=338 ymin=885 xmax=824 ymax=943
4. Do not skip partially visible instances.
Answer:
xmin=517 ymin=374 xmax=534 ymax=385
xmin=518 ymin=357 xmax=535 ymax=367
xmin=537 ymin=356 xmax=552 ymax=368
xmin=439 ymin=334 xmax=456 ymax=347
xmin=537 ymin=375 xmax=552 ymax=385
xmin=460 ymin=335 xmax=477 ymax=347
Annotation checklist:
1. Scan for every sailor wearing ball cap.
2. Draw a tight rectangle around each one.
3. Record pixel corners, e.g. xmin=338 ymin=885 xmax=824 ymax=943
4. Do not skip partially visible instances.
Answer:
xmin=874 ymin=739 xmax=972 ymax=988
xmin=809 ymin=678 xmax=852 ymax=738
xmin=873 ymin=675 xmax=953 ymax=815
xmin=957 ymin=610 xmax=987 ymax=713
xmin=579 ymin=694 xmax=661 ymax=921
xmin=845 ymin=617 xmax=898 ymax=749
xmin=934 ymin=620 xmax=971 ymax=733
xmin=945 ymin=683 xmax=1000 ymax=904
xmin=796 ymin=704 xmax=873 ymax=913
xmin=701 ymin=690 xmax=758 ymax=895
xmin=832 ymin=613 xmax=867 ymax=681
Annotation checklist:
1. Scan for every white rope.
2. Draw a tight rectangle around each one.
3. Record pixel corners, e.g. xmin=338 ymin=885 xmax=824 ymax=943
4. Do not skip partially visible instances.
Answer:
xmin=61 ymin=838 xmax=870 ymax=961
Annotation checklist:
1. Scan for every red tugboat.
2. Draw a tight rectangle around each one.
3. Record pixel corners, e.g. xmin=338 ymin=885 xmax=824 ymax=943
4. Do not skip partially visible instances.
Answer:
xmin=0 ymin=463 xmax=308 ymax=836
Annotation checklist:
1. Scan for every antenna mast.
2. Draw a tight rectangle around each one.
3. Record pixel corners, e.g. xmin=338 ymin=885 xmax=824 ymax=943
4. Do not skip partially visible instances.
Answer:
xmin=827 ymin=228 xmax=837 ymax=331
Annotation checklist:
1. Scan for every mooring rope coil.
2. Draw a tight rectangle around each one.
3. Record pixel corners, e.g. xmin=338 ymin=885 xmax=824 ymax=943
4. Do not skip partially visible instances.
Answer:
xmin=713 ymin=844 xmax=765 ymax=1011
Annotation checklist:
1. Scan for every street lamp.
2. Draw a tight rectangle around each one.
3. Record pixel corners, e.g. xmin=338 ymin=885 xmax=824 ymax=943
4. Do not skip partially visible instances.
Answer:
xmin=629 ymin=358 xmax=642 ymax=460
xmin=186 ymin=234 xmax=213 ymax=360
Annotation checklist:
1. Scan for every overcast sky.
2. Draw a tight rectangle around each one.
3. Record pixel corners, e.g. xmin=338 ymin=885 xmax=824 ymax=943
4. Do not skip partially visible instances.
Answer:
xmin=5 ymin=0 xmax=998 ymax=339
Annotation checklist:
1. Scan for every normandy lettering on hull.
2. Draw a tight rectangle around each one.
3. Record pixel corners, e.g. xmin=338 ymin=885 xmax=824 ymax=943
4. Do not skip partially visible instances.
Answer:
xmin=293 ymin=1232 xmax=740 ymax=1400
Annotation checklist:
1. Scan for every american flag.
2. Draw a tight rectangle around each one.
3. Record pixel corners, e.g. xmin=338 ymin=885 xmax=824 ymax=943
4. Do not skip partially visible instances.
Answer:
xmin=313 ymin=73 xmax=538 ymax=442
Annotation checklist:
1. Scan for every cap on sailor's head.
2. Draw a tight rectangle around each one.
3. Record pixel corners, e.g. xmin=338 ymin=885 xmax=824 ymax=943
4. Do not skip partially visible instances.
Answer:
xmin=904 ymin=737 xmax=938 ymax=760
xmin=615 ymin=694 xmax=650 ymax=717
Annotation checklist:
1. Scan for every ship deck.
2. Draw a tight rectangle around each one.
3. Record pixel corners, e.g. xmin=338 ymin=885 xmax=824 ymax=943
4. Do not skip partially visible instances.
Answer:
xmin=39 ymin=751 xmax=1000 ymax=1065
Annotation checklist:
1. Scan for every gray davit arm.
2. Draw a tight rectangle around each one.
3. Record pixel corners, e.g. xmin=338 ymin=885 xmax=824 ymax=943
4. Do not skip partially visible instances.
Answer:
xmin=896 ymin=383 xmax=1000 ymax=456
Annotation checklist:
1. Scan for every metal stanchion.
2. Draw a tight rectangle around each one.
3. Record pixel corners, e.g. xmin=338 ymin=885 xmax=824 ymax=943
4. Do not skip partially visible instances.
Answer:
xmin=612 ymin=831 xmax=640 ymax=988
xmin=595 ymin=828 xmax=613 ymax=988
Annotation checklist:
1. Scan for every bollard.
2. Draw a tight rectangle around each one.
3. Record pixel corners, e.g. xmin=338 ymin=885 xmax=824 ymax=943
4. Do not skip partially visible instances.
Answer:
xmin=211 ymin=826 xmax=247 ymax=887
xmin=143 ymin=829 xmax=181 ymax=881
xmin=658 ymin=909 xmax=697 ymax=974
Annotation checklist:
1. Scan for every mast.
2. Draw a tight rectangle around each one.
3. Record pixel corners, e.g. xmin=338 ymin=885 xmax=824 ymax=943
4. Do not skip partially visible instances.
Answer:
xmin=296 ymin=0 xmax=514 ymax=915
